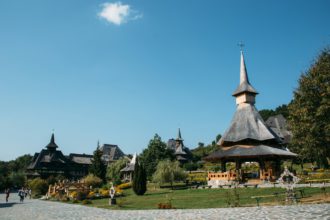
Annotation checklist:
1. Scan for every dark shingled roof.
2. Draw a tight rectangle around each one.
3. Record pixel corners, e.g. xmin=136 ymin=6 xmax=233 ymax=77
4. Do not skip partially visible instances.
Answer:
xmin=100 ymin=144 xmax=125 ymax=162
xmin=266 ymin=114 xmax=292 ymax=144
xmin=219 ymin=104 xmax=281 ymax=146
xmin=27 ymin=149 xmax=73 ymax=170
xmin=232 ymin=82 xmax=258 ymax=96
xmin=28 ymin=134 xmax=92 ymax=170
xmin=69 ymin=153 xmax=93 ymax=165
xmin=205 ymin=145 xmax=297 ymax=161
xmin=120 ymin=163 xmax=135 ymax=172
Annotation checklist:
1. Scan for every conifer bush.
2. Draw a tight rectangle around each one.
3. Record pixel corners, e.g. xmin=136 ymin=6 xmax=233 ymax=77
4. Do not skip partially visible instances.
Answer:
xmin=132 ymin=157 xmax=147 ymax=195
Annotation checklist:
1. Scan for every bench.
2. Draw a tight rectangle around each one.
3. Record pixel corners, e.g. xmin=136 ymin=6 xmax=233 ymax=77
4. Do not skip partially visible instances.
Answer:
xmin=243 ymin=184 xmax=258 ymax=188
xmin=190 ymin=185 xmax=199 ymax=189
xmin=251 ymin=192 xmax=286 ymax=206
xmin=251 ymin=195 xmax=276 ymax=206
xmin=218 ymin=184 xmax=232 ymax=189
xmin=305 ymin=179 xmax=330 ymax=187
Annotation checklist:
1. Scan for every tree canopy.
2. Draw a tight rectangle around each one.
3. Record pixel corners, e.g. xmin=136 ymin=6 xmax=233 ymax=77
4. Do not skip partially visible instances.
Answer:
xmin=0 ymin=154 xmax=32 ymax=190
xmin=288 ymin=48 xmax=330 ymax=168
xmin=190 ymin=134 xmax=221 ymax=161
xmin=106 ymin=157 xmax=129 ymax=185
xmin=152 ymin=160 xmax=187 ymax=188
xmin=139 ymin=134 xmax=175 ymax=179
xmin=259 ymin=104 xmax=289 ymax=121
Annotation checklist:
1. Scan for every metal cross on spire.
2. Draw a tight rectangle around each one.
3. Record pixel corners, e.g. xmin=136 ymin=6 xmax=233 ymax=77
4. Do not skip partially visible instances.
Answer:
xmin=237 ymin=41 xmax=245 ymax=51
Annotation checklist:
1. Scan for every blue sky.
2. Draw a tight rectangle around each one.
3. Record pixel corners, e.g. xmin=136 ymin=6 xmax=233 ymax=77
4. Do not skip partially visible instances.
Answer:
xmin=0 ymin=0 xmax=329 ymax=161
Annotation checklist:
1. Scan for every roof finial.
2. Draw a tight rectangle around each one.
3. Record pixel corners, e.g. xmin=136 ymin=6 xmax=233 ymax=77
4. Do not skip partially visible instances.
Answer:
xmin=237 ymin=41 xmax=245 ymax=52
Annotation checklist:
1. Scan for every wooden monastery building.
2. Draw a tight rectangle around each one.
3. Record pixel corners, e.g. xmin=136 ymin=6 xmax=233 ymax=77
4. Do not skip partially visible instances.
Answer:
xmin=27 ymin=134 xmax=93 ymax=179
xmin=205 ymin=51 xmax=297 ymax=185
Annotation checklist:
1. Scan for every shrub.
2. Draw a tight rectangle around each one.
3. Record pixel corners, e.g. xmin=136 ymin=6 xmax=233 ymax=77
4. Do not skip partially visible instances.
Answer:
xmin=157 ymin=203 xmax=173 ymax=209
xmin=82 ymin=174 xmax=102 ymax=188
xmin=69 ymin=191 xmax=78 ymax=199
xmin=87 ymin=191 xmax=95 ymax=199
xmin=76 ymin=191 xmax=88 ymax=201
xmin=61 ymin=196 xmax=70 ymax=202
xmin=28 ymin=178 xmax=48 ymax=196
xmin=82 ymin=199 xmax=92 ymax=205
xmin=115 ymin=187 xmax=123 ymax=196
xmin=187 ymin=172 xmax=207 ymax=184
xmin=99 ymin=189 xmax=109 ymax=198
xmin=46 ymin=175 xmax=57 ymax=185
xmin=117 ymin=182 xmax=132 ymax=189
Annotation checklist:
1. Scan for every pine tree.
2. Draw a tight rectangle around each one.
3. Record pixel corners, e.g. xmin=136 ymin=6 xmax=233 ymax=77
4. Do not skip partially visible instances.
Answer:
xmin=89 ymin=147 xmax=107 ymax=182
xmin=132 ymin=157 xmax=147 ymax=196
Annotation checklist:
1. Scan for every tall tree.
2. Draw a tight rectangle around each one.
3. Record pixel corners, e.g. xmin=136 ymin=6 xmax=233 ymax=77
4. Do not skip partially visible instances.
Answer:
xmin=288 ymin=48 xmax=330 ymax=168
xmin=139 ymin=134 xmax=175 ymax=179
xmin=132 ymin=157 xmax=147 ymax=195
xmin=89 ymin=147 xmax=107 ymax=182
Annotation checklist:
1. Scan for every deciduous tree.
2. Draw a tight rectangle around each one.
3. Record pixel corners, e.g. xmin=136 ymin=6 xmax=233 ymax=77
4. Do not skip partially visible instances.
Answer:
xmin=139 ymin=134 xmax=175 ymax=178
xmin=288 ymin=48 xmax=330 ymax=168
xmin=152 ymin=160 xmax=187 ymax=189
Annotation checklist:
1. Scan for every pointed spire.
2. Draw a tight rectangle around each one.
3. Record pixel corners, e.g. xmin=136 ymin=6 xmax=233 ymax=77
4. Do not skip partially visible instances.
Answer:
xmin=240 ymin=51 xmax=249 ymax=85
xmin=46 ymin=133 xmax=58 ymax=150
xmin=232 ymin=50 xmax=258 ymax=97
xmin=50 ymin=133 xmax=55 ymax=144
xmin=177 ymin=128 xmax=182 ymax=140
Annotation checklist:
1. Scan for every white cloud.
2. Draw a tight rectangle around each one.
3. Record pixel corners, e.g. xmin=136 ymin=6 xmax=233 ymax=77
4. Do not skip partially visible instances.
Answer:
xmin=98 ymin=2 xmax=142 ymax=26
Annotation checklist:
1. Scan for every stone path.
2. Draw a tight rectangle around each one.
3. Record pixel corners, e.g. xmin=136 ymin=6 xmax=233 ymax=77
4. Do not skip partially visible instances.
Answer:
xmin=0 ymin=194 xmax=329 ymax=220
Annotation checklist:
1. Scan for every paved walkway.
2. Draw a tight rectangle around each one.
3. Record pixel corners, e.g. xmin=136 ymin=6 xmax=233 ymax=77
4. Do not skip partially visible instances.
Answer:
xmin=0 ymin=194 xmax=329 ymax=220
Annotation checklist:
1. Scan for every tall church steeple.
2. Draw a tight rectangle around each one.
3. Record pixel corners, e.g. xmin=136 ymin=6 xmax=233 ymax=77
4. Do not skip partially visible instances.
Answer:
xmin=232 ymin=51 xmax=258 ymax=105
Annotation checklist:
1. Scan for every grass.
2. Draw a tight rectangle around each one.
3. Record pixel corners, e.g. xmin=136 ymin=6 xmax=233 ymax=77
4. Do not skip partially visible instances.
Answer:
xmin=78 ymin=186 xmax=330 ymax=210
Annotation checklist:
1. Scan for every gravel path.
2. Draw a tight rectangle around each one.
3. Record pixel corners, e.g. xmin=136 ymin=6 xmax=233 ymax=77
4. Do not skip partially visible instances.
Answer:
xmin=1 ymin=194 xmax=329 ymax=220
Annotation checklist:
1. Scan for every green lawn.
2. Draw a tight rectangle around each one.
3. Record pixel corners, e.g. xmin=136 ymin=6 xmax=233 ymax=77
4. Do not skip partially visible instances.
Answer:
xmin=79 ymin=186 xmax=329 ymax=210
